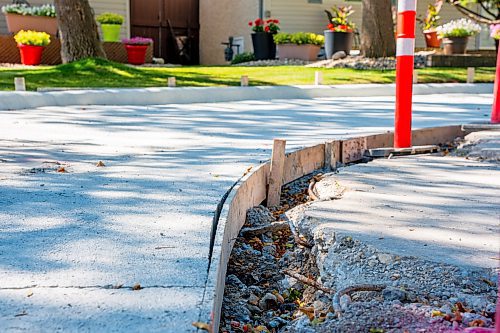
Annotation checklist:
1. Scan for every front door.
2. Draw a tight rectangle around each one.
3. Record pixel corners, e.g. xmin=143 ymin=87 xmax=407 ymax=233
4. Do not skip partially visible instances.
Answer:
xmin=130 ymin=0 xmax=199 ymax=64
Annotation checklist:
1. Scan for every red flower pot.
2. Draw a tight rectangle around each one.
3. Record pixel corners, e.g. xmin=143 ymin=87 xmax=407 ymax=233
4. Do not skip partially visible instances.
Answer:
xmin=125 ymin=44 xmax=148 ymax=65
xmin=18 ymin=44 xmax=45 ymax=65
xmin=423 ymin=30 xmax=440 ymax=48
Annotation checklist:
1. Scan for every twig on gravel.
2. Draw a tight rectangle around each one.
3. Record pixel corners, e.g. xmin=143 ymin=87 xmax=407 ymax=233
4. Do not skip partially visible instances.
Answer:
xmin=332 ymin=284 xmax=386 ymax=317
xmin=307 ymin=179 xmax=320 ymax=201
xmin=240 ymin=221 xmax=290 ymax=237
xmin=282 ymin=269 xmax=334 ymax=294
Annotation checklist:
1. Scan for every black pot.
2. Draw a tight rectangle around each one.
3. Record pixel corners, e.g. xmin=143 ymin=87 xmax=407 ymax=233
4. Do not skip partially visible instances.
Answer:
xmin=252 ymin=32 xmax=276 ymax=60
xmin=442 ymin=37 xmax=468 ymax=55
xmin=324 ymin=30 xmax=354 ymax=58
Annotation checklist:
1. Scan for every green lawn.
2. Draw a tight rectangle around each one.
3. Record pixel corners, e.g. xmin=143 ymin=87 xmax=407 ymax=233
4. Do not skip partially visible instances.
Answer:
xmin=0 ymin=58 xmax=495 ymax=91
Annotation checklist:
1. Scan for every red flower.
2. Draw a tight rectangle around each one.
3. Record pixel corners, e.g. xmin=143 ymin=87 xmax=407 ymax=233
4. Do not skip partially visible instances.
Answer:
xmin=327 ymin=23 xmax=335 ymax=30
xmin=339 ymin=25 xmax=347 ymax=31
xmin=248 ymin=21 xmax=253 ymax=26
xmin=255 ymin=18 xmax=263 ymax=26
xmin=274 ymin=19 xmax=280 ymax=24
xmin=265 ymin=26 xmax=270 ymax=32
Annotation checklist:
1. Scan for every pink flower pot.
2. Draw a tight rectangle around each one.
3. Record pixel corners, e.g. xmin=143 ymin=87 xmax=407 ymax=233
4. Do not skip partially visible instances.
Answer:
xmin=277 ymin=44 xmax=320 ymax=61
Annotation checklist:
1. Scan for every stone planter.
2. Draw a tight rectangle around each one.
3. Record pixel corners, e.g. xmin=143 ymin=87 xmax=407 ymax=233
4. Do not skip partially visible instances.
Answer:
xmin=324 ymin=30 xmax=354 ymax=58
xmin=4 ymin=13 xmax=58 ymax=35
xmin=251 ymin=32 xmax=276 ymax=60
xmin=442 ymin=36 xmax=468 ymax=55
xmin=423 ymin=30 xmax=440 ymax=48
xmin=101 ymin=24 xmax=122 ymax=42
xmin=277 ymin=44 xmax=321 ymax=61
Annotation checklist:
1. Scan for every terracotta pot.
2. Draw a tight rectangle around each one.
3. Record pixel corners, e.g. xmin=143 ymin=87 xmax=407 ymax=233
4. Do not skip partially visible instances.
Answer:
xmin=5 ymin=13 xmax=58 ymax=35
xmin=423 ymin=30 xmax=440 ymax=48
xmin=18 ymin=44 xmax=45 ymax=65
xmin=442 ymin=36 xmax=468 ymax=55
xmin=251 ymin=32 xmax=276 ymax=60
xmin=125 ymin=44 xmax=148 ymax=65
xmin=277 ymin=44 xmax=321 ymax=61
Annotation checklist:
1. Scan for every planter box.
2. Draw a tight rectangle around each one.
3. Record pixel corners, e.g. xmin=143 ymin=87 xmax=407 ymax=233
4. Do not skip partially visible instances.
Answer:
xmin=5 ymin=13 xmax=58 ymax=35
xmin=277 ymin=44 xmax=320 ymax=61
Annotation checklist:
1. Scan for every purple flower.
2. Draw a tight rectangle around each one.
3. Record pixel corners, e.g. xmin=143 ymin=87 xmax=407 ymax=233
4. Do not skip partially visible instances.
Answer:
xmin=490 ymin=24 xmax=500 ymax=40
xmin=122 ymin=37 xmax=153 ymax=45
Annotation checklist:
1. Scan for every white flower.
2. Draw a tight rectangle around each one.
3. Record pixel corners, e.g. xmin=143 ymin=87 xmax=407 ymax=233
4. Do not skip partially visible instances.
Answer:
xmin=436 ymin=18 xmax=481 ymax=38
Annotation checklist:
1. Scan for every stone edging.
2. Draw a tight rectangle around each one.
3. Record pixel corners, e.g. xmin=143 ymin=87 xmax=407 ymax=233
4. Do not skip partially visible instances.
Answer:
xmin=0 ymin=83 xmax=493 ymax=110
xmin=199 ymin=124 xmax=471 ymax=332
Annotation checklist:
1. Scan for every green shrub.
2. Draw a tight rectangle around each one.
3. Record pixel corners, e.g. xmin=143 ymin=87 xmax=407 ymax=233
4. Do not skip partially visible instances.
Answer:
xmin=14 ymin=30 xmax=51 ymax=46
xmin=96 ymin=12 xmax=124 ymax=25
xmin=231 ymin=52 xmax=255 ymax=65
xmin=274 ymin=32 xmax=324 ymax=46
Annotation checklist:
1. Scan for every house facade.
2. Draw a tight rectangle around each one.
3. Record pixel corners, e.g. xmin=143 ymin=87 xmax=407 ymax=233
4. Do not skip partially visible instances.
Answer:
xmin=0 ymin=0 xmax=494 ymax=65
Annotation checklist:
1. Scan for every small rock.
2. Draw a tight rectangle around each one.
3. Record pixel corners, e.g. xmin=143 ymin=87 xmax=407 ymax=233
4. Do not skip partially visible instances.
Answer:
xmin=377 ymin=253 xmax=393 ymax=264
xmin=383 ymin=287 xmax=407 ymax=302
xmin=339 ymin=294 xmax=351 ymax=311
xmin=259 ymin=293 xmax=278 ymax=311
xmin=246 ymin=205 xmax=276 ymax=227
xmin=332 ymin=51 xmax=347 ymax=60
xmin=248 ymin=293 xmax=260 ymax=306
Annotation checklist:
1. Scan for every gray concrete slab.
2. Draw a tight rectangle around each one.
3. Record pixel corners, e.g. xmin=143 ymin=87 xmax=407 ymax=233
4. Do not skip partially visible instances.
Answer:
xmin=0 ymin=93 xmax=495 ymax=331
xmin=309 ymin=138 xmax=500 ymax=269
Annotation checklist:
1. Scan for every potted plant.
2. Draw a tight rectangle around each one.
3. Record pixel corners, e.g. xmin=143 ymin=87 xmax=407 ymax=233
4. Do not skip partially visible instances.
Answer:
xmin=274 ymin=32 xmax=324 ymax=61
xmin=96 ymin=12 xmax=124 ymax=42
xmin=417 ymin=0 xmax=443 ymax=48
xmin=14 ymin=30 xmax=51 ymax=65
xmin=122 ymin=37 xmax=153 ymax=65
xmin=1 ymin=4 xmax=57 ymax=35
xmin=324 ymin=6 xmax=355 ymax=58
xmin=248 ymin=18 xmax=280 ymax=60
xmin=436 ymin=18 xmax=481 ymax=55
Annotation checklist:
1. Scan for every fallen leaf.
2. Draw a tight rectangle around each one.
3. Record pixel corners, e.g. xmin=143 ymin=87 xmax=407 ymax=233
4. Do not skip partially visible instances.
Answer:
xmin=132 ymin=283 xmax=142 ymax=291
xmin=57 ymin=167 xmax=67 ymax=173
xmin=192 ymin=321 xmax=212 ymax=332
xmin=26 ymin=291 xmax=33 ymax=298
xmin=96 ymin=161 xmax=106 ymax=167
xmin=299 ymin=306 xmax=315 ymax=321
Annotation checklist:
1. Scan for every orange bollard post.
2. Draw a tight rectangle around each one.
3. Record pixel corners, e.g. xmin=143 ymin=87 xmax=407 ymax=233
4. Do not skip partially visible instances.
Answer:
xmin=394 ymin=0 xmax=417 ymax=148
xmin=492 ymin=45 xmax=500 ymax=124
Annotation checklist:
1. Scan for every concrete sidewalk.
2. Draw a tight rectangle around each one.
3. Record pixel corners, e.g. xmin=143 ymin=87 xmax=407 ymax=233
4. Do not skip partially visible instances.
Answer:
xmin=0 ymin=93 xmax=495 ymax=332
xmin=307 ymin=131 xmax=500 ymax=270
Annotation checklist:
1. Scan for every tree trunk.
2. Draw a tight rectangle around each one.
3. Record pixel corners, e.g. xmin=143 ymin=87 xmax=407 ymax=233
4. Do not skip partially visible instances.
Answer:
xmin=54 ymin=0 xmax=106 ymax=63
xmin=361 ymin=0 xmax=396 ymax=58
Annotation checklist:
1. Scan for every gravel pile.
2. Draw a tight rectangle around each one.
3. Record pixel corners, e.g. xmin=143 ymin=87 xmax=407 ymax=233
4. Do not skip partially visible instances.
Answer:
xmin=306 ymin=52 xmax=430 ymax=70
xmin=233 ymin=59 xmax=314 ymax=67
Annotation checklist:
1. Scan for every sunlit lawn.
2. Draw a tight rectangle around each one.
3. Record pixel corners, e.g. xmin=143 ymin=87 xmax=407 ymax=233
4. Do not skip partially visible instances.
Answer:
xmin=0 ymin=58 xmax=494 ymax=91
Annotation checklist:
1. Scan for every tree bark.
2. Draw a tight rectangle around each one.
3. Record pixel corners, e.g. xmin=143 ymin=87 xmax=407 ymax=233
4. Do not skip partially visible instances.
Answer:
xmin=361 ymin=0 xmax=396 ymax=58
xmin=54 ymin=0 xmax=106 ymax=63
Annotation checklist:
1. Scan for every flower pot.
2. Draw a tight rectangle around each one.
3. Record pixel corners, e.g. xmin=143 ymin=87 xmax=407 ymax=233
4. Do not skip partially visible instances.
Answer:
xmin=251 ymin=32 xmax=276 ymax=60
xmin=18 ymin=44 xmax=45 ymax=65
xmin=5 ymin=13 xmax=58 ymax=35
xmin=125 ymin=44 xmax=148 ymax=65
xmin=101 ymin=24 xmax=122 ymax=42
xmin=277 ymin=44 xmax=321 ymax=61
xmin=423 ymin=30 xmax=440 ymax=48
xmin=442 ymin=36 xmax=468 ymax=55
xmin=324 ymin=30 xmax=354 ymax=58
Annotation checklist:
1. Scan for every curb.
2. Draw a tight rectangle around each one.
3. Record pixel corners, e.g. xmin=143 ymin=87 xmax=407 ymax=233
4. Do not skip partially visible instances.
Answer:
xmin=0 ymin=83 xmax=493 ymax=110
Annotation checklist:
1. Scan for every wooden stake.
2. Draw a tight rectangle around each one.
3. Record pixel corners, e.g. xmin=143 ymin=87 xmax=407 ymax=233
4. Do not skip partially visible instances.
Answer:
xmin=315 ymin=71 xmax=323 ymax=85
xmin=267 ymin=139 xmax=286 ymax=207
xmin=412 ymin=71 xmax=418 ymax=84
xmin=168 ymin=77 xmax=176 ymax=87
xmin=241 ymin=75 xmax=249 ymax=87
xmin=14 ymin=77 xmax=26 ymax=91
xmin=467 ymin=67 xmax=475 ymax=83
